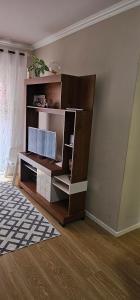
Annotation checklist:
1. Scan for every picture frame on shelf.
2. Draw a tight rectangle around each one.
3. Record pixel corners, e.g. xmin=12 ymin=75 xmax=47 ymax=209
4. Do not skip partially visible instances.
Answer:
xmin=33 ymin=95 xmax=47 ymax=107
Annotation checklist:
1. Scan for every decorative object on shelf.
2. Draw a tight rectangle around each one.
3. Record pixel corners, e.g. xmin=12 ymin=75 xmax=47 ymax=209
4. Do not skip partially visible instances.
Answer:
xmin=49 ymin=61 xmax=61 ymax=74
xmin=69 ymin=159 xmax=72 ymax=172
xmin=27 ymin=68 xmax=30 ymax=79
xmin=28 ymin=55 xmax=49 ymax=77
xmin=33 ymin=95 xmax=47 ymax=107
xmin=69 ymin=134 xmax=74 ymax=146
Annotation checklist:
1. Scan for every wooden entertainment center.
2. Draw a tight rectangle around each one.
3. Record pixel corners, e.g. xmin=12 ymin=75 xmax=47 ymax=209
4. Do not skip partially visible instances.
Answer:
xmin=19 ymin=74 xmax=96 ymax=225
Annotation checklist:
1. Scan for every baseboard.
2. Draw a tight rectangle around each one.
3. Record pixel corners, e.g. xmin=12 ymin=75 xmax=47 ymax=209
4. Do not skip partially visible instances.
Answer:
xmin=116 ymin=222 xmax=140 ymax=236
xmin=85 ymin=210 xmax=140 ymax=237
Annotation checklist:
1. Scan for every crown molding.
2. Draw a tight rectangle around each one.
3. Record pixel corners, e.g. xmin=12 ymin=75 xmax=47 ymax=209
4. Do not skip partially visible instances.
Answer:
xmin=0 ymin=40 xmax=33 ymax=51
xmin=33 ymin=0 xmax=140 ymax=50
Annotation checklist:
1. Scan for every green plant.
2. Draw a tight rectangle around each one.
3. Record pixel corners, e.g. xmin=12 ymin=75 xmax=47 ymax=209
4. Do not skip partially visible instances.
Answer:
xmin=28 ymin=55 xmax=49 ymax=77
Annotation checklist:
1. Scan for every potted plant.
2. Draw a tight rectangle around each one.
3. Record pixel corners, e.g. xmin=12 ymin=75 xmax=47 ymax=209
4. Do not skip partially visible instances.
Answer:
xmin=28 ymin=55 xmax=49 ymax=77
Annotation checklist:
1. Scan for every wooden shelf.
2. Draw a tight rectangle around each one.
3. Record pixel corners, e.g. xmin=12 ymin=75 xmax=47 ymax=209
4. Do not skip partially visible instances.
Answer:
xmin=20 ymin=180 xmax=37 ymax=193
xmin=51 ymin=200 xmax=69 ymax=218
xmin=52 ymin=174 xmax=71 ymax=194
xmin=25 ymin=74 xmax=61 ymax=85
xmin=20 ymin=152 xmax=64 ymax=176
xmin=54 ymin=175 xmax=70 ymax=185
xmin=53 ymin=175 xmax=88 ymax=195
xmin=24 ymin=163 xmax=37 ymax=174
xmin=27 ymin=106 xmax=65 ymax=116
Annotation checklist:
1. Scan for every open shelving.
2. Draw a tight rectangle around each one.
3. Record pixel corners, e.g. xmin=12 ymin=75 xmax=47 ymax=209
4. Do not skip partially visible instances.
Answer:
xmin=54 ymin=174 xmax=70 ymax=185
xmin=52 ymin=181 xmax=69 ymax=195
xmin=19 ymin=73 xmax=96 ymax=225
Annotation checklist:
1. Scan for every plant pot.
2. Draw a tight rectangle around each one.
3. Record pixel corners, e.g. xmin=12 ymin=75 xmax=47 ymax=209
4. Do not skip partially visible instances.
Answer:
xmin=29 ymin=70 xmax=35 ymax=78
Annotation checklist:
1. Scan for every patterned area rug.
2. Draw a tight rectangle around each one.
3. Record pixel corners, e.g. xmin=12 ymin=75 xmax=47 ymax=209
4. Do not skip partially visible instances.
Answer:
xmin=0 ymin=181 xmax=60 ymax=256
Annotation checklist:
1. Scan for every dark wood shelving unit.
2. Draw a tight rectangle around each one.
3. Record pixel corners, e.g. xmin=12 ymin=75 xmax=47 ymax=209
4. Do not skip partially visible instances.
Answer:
xmin=19 ymin=73 xmax=96 ymax=225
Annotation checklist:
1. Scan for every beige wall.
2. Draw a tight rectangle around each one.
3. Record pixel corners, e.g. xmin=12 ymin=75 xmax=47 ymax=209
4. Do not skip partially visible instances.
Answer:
xmin=35 ymin=7 xmax=140 ymax=230
xmin=118 ymin=62 xmax=140 ymax=230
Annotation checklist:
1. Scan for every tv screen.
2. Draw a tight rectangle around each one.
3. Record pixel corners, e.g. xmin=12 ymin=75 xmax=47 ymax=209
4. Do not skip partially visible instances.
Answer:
xmin=28 ymin=127 xmax=56 ymax=160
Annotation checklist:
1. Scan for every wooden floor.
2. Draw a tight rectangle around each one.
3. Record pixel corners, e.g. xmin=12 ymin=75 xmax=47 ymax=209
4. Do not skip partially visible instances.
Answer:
xmin=0 ymin=189 xmax=140 ymax=300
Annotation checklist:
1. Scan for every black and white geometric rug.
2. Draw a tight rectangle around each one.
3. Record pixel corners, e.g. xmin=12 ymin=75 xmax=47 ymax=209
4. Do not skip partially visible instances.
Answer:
xmin=0 ymin=181 xmax=60 ymax=256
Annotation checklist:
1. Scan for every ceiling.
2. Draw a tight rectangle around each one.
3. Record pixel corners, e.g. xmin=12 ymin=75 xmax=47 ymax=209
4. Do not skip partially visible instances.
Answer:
xmin=0 ymin=0 xmax=122 ymax=47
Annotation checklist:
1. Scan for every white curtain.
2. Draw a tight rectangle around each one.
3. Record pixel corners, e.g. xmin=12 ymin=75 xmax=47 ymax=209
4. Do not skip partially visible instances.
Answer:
xmin=0 ymin=49 xmax=27 ymax=174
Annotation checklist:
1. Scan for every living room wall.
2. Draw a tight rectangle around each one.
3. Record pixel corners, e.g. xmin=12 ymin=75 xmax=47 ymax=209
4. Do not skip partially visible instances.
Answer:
xmin=118 ymin=61 xmax=140 ymax=231
xmin=34 ymin=7 xmax=140 ymax=231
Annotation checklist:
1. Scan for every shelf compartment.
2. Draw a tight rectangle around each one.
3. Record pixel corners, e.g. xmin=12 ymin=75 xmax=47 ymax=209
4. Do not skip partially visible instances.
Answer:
xmin=54 ymin=174 xmax=70 ymax=185
xmin=19 ymin=180 xmax=70 ymax=225
xmin=20 ymin=180 xmax=36 ymax=193
xmin=51 ymin=199 xmax=69 ymax=216
xmin=53 ymin=174 xmax=70 ymax=194
xmin=26 ymin=79 xmax=62 ymax=108
xmin=53 ymin=181 xmax=69 ymax=195
xmin=53 ymin=175 xmax=71 ymax=194
xmin=24 ymin=163 xmax=37 ymax=174
xmin=53 ymin=175 xmax=88 ymax=195
xmin=21 ymin=160 xmax=37 ymax=184
xmin=19 ymin=180 xmax=85 ymax=225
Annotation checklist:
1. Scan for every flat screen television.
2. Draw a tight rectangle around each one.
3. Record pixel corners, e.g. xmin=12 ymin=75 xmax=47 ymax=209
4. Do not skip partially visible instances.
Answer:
xmin=28 ymin=127 xmax=56 ymax=160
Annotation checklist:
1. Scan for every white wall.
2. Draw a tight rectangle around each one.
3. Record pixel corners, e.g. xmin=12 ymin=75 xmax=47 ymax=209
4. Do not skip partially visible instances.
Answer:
xmin=35 ymin=7 xmax=140 ymax=231
xmin=118 ymin=61 xmax=140 ymax=231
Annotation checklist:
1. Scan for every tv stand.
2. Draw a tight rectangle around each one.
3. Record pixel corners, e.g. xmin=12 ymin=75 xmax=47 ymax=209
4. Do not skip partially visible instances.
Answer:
xmin=19 ymin=74 xmax=96 ymax=225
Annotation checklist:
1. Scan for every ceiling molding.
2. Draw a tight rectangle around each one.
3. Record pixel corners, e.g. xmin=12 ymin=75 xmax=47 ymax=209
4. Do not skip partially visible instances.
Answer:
xmin=33 ymin=0 xmax=140 ymax=50
xmin=0 ymin=39 xmax=32 ymax=51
